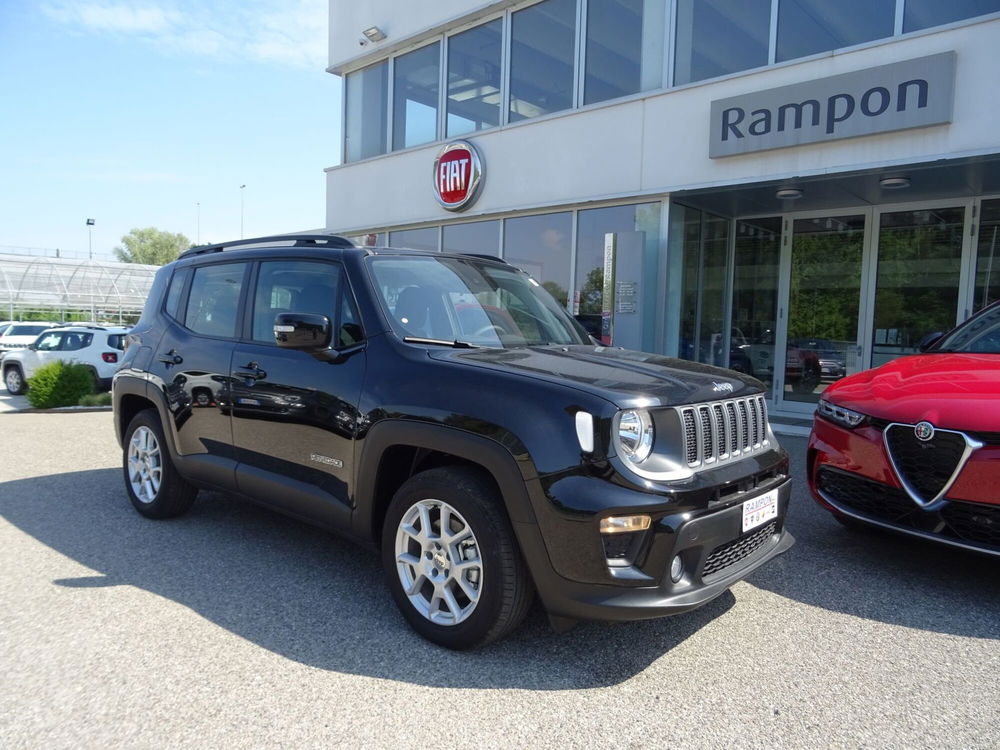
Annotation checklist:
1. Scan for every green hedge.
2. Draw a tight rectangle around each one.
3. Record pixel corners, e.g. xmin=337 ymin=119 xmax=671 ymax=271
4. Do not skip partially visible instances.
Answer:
xmin=25 ymin=361 xmax=95 ymax=409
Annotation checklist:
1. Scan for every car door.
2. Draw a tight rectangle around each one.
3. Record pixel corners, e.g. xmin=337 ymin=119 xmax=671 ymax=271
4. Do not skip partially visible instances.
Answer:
xmin=148 ymin=261 xmax=249 ymax=492
xmin=231 ymin=258 xmax=366 ymax=532
xmin=23 ymin=330 xmax=64 ymax=377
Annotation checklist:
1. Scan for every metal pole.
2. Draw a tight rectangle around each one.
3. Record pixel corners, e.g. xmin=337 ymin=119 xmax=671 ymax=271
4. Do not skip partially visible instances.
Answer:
xmin=197 ymin=202 xmax=201 ymax=245
xmin=88 ymin=225 xmax=92 ymax=260
xmin=240 ymin=184 xmax=246 ymax=239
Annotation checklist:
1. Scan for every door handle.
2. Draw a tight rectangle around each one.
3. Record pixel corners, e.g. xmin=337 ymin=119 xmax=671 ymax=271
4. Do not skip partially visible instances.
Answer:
xmin=158 ymin=350 xmax=182 ymax=366
xmin=235 ymin=362 xmax=267 ymax=381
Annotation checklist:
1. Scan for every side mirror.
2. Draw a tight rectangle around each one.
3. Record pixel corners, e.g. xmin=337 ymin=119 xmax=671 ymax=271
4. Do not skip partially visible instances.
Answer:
xmin=918 ymin=331 xmax=944 ymax=352
xmin=27 ymin=342 xmax=38 ymax=351
xmin=274 ymin=313 xmax=332 ymax=351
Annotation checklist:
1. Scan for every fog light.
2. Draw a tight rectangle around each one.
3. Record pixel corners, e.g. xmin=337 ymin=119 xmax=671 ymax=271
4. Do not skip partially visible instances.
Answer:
xmin=670 ymin=554 xmax=684 ymax=583
xmin=599 ymin=515 xmax=651 ymax=534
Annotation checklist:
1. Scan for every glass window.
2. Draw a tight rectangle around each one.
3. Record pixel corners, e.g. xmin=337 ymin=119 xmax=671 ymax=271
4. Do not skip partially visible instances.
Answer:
xmin=674 ymin=0 xmax=770 ymax=85
xmin=674 ymin=206 xmax=730 ymax=366
xmin=975 ymin=199 xmax=1000 ymax=311
xmin=164 ymin=266 xmax=190 ymax=320
xmin=252 ymin=261 xmax=343 ymax=344
xmin=731 ymin=217 xmax=781 ymax=386
xmin=61 ymin=332 xmax=92 ymax=351
xmin=904 ymin=0 xmax=1000 ymax=32
xmin=584 ymin=0 xmax=665 ymax=104
xmin=442 ymin=220 xmax=501 ymax=256
xmin=509 ymin=0 xmax=577 ymax=122
xmin=184 ymin=263 xmax=247 ymax=338
xmin=345 ymin=61 xmax=388 ymax=162
xmin=107 ymin=334 xmax=126 ymax=351
xmin=776 ymin=0 xmax=895 ymax=63
xmin=389 ymin=228 xmax=439 ymax=252
xmin=872 ymin=208 xmax=964 ymax=366
xmin=574 ymin=203 xmax=661 ymax=348
xmin=447 ymin=20 xmax=503 ymax=136
xmin=393 ymin=43 xmax=440 ymax=150
xmin=369 ymin=256 xmax=588 ymax=347
xmin=346 ymin=232 xmax=384 ymax=248
xmin=35 ymin=332 xmax=63 ymax=351
xmin=503 ymin=212 xmax=574 ymax=308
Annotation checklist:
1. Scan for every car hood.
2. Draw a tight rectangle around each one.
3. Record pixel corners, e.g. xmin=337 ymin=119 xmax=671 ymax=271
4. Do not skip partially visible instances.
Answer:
xmin=825 ymin=353 xmax=1000 ymax=432
xmin=427 ymin=345 xmax=764 ymax=407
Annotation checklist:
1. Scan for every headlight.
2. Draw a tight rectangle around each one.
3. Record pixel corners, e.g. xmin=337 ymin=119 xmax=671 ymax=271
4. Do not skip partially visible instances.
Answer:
xmin=818 ymin=398 xmax=866 ymax=428
xmin=616 ymin=409 xmax=654 ymax=463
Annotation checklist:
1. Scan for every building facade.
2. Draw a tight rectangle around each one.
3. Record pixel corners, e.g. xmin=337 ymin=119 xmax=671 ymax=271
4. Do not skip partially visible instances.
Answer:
xmin=325 ymin=0 xmax=1000 ymax=418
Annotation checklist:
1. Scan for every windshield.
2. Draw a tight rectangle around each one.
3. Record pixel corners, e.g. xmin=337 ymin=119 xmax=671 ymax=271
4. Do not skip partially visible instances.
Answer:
xmin=369 ymin=256 xmax=590 ymax=348
xmin=934 ymin=304 xmax=1000 ymax=354
xmin=5 ymin=324 xmax=50 ymax=337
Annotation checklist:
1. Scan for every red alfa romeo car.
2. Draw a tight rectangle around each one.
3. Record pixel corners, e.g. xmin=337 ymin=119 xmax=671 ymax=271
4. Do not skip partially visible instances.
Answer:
xmin=808 ymin=301 xmax=1000 ymax=556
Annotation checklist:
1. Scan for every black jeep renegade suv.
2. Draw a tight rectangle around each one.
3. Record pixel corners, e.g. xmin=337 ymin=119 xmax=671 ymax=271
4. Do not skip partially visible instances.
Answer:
xmin=113 ymin=233 xmax=793 ymax=649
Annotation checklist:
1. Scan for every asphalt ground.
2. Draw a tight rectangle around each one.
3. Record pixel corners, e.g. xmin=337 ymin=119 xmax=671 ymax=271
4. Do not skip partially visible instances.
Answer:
xmin=1 ymin=411 xmax=998 ymax=749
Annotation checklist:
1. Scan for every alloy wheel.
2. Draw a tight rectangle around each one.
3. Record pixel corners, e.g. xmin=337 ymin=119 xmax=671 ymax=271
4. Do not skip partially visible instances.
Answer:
xmin=5 ymin=369 xmax=21 ymax=392
xmin=394 ymin=499 xmax=483 ymax=626
xmin=127 ymin=426 xmax=163 ymax=504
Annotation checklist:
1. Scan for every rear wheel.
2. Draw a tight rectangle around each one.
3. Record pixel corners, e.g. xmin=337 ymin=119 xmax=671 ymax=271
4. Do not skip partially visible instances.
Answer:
xmin=382 ymin=467 xmax=534 ymax=649
xmin=4 ymin=366 xmax=25 ymax=395
xmin=123 ymin=409 xmax=198 ymax=519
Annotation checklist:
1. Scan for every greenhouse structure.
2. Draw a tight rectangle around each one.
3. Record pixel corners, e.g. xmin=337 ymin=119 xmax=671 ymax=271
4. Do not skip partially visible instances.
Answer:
xmin=0 ymin=254 xmax=159 ymax=324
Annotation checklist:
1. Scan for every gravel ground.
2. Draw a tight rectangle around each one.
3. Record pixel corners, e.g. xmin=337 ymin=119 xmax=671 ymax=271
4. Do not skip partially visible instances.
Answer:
xmin=1 ymin=411 xmax=998 ymax=749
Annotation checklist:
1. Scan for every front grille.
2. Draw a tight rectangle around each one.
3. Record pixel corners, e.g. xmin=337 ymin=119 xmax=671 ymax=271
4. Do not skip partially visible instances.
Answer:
xmin=884 ymin=425 xmax=968 ymax=504
xmin=679 ymin=395 xmax=769 ymax=469
xmin=702 ymin=521 xmax=777 ymax=579
xmin=817 ymin=468 xmax=1000 ymax=551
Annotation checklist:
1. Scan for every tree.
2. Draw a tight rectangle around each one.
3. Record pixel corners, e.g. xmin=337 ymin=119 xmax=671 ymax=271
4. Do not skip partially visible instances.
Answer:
xmin=114 ymin=228 xmax=190 ymax=265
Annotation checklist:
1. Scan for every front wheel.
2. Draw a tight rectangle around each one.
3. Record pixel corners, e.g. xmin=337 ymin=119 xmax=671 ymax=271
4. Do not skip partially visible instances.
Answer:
xmin=123 ymin=409 xmax=198 ymax=519
xmin=4 ymin=366 xmax=26 ymax=395
xmin=382 ymin=467 xmax=534 ymax=649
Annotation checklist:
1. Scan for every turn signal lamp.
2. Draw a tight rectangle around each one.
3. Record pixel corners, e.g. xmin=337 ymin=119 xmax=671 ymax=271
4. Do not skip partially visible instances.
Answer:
xmin=599 ymin=515 xmax=651 ymax=534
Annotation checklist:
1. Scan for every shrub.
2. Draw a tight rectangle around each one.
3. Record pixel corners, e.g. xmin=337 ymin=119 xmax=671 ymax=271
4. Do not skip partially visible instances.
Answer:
xmin=25 ymin=361 xmax=95 ymax=409
xmin=78 ymin=392 xmax=112 ymax=407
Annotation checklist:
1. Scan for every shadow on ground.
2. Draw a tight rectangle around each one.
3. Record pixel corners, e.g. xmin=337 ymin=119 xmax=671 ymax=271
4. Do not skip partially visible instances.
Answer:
xmin=744 ymin=436 xmax=1000 ymax=640
xmin=1 ymin=468 xmax=734 ymax=690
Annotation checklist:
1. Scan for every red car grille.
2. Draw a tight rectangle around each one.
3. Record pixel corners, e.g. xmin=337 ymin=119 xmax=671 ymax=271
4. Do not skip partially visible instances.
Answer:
xmin=817 ymin=468 xmax=1000 ymax=552
xmin=884 ymin=425 xmax=968 ymax=504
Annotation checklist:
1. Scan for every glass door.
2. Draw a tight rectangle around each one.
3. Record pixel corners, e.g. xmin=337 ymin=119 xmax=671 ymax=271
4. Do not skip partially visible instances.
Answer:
xmin=775 ymin=212 xmax=869 ymax=411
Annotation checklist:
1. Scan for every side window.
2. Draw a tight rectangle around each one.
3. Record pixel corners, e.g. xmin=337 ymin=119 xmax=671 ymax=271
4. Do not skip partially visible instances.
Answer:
xmin=184 ymin=263 xmax=247 ymax=338
xmin=340 ymin=292 xmax=363 ymax=346
xmin=107 ymin=334 xmax=125 ymax=351
xmin=61 ymin=333 xmax=92 ymax=351
xmin=252 ymin=260 xmax=360 ymax=345
xmin=35 ymin=332 xmax=63 ymax=351
xmin=165 ymin=267 xmax=192 ymax=321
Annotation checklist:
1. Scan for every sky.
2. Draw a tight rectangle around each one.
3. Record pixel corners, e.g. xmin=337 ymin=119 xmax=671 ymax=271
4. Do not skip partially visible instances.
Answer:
xmin=0 ymin=0 xmax=341 ymax=261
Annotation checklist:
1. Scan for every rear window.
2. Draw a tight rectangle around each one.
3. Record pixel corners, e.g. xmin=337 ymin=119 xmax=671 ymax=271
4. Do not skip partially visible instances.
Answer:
xmin=5 ymin=324 xmax=50 ymax=337
xmin=107 ymin=334 xmax=126 ymax=351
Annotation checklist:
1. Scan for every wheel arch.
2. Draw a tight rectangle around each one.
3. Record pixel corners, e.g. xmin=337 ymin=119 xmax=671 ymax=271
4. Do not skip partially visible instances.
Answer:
xmin=354 ymin=420 xmax=538 ymax=545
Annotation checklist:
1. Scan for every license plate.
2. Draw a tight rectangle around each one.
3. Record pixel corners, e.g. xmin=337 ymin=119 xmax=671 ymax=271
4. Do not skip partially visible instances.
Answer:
xmin=742 ymin=488 xmax=779 ymax=533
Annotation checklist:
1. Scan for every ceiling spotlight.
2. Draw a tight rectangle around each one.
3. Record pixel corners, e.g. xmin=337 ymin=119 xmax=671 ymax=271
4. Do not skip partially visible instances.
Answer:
xmin=879 ymin=176 xmax=911 ymax=190
xmin=775 ymin=188 xmax=803 ymax=200
xmin=362 ymin=26 xmax=386 ymax=43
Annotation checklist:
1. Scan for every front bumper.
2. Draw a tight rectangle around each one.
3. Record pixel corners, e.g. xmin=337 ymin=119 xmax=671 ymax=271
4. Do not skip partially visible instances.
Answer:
xmin=516 ymin=466 xmax=794 ymax=622
xmin=808 ymin=415 xmax=1000 ymax=556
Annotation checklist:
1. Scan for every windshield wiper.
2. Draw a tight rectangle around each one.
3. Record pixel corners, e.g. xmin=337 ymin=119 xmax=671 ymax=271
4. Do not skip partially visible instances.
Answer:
xmin=403 ymin=336 xmax=479 ymax=349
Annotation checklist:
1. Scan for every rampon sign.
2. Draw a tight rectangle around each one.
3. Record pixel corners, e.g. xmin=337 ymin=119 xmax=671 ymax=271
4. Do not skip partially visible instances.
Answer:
xmin=709 ymin=52 xmax=956 ymax=158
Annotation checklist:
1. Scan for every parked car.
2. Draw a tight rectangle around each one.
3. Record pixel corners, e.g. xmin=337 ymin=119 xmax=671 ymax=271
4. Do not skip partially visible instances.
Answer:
xmin=792 ymin=337 xmax=847 ymax=380
xmin=3 ymin=325 xmax=128 ymax=395
xmin=113 ymin=233 xmax=793 ymax=649
xmin=0 ymin=322 xmax=55 ymax=359
xmin=808 ymin=300 xmax=1000 ymax=556
xmin=743 ymin=331 xmax=821 ymax=392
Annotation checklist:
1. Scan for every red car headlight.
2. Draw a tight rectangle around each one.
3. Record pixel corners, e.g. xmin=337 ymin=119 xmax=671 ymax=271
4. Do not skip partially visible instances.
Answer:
xmin=818 ymin=398 xmax=866 ymax=428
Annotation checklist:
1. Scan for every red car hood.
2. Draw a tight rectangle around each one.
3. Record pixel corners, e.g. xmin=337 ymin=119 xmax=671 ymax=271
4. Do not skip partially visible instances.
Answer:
xmin=826 ymin=353 xmax=1000 ymax=432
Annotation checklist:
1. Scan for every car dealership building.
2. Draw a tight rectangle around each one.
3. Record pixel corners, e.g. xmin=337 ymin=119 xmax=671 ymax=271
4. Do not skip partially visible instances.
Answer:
xmin=325 ymin=0 xmax=1000 ymax=419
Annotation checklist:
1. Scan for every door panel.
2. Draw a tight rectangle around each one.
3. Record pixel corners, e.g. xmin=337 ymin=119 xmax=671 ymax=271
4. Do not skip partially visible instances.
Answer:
xmin=779 ymin=214 xmax=866 ymax=408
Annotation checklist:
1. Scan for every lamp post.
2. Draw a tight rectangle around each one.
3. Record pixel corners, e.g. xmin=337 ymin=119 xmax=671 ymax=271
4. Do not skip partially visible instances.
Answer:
xmin=240 ymin=184 xmax=246 ymax=239
xmin=86 ymin=218 xmax=95 ymax=259
xmin=196 ymin=202 xmax=201 ymax=245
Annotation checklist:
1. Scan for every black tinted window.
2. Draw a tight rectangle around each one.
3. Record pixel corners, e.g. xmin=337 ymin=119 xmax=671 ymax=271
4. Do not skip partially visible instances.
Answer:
xmin=61 ymin=332 xmax=93 ymax=351
xmin=185 ymin=264 xmax=247 ymax=338
xmin=252 ymin=260 xmax=348 ymax=344
xmin=107 ymin=334 xmax=126 ymax=351
xmin=165 ymin=267 xmax=191 ymax=320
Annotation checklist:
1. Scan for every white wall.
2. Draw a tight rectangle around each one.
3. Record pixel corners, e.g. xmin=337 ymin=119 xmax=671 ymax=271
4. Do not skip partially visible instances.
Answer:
xmin=326 ymin=19 xmax=1000 ymax=234
xmin=329 ymin=0 xmax=503 ymax=72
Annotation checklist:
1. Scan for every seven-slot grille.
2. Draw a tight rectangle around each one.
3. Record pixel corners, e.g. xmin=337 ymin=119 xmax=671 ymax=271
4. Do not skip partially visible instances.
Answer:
xmin=678 ymin=395 xmax=769 ymax=468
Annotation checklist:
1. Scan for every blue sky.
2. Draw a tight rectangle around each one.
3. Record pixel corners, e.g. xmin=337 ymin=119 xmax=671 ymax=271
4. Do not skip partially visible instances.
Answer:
xmin=0 ymin=0 xmax=340 ymax=260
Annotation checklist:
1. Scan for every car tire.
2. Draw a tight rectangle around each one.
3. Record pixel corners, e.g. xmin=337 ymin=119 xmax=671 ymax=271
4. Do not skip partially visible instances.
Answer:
xmin=4 ymin=365 xmax=26 ymax=395
xmin=382 ymin=466 xmax=534 ymax=649
xmin=122 ymin=409 xmax=198 ymax=519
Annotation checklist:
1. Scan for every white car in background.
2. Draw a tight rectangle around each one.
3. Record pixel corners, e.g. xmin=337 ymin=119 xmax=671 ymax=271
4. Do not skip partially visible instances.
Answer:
xmin=0 ymin=322 xmax=56 ymax=359
xmin=2 ymin=325 xmax=128 ymax=395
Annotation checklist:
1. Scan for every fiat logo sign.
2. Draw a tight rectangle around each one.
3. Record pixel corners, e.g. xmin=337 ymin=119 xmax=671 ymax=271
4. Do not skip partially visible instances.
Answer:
xmin=914 ymin=421 xmax=935 ymax=441
xmin=433 ymin=140 xmax=483 ymax=211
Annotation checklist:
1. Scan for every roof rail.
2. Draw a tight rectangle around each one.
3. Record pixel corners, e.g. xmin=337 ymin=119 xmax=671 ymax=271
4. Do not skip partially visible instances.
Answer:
xmin=457 ymin=253 xmax=510 ymax=264
xmin=178 ymin=233 xmax=354 ymax=259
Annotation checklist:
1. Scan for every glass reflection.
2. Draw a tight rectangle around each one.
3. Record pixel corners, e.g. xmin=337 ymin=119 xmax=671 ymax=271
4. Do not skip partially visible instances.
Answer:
xmin=975 ymin=199 xmax=1000 ymax=312
xmin=731 ymin=217 xmax=781 ymax=388
xmin=393 ymin=43 xmax=440 ymax=150
xmin=389 ymin=228 xmax=439 ymax=252
xmin=503 ymin=212 xmax=573 ymax=307
xmin=776 ymin=0 xmax=895 ymax=62
xmin=442 ymin=220 xmax=501 ymax=256
xmin=447 ymin=20 xmax=502 ymax=136
xmin=509 ymin=0 xmax=577 ymax=122
xmin=904 ymin=0 xmax=1000 ymax=32
xmin=674 ymin=0 xmax=770 ymax=85
xmin=584 ymin=0 xmax=664 ymax=104
xmin=345 ymin=62 xmax=388 ymax=162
